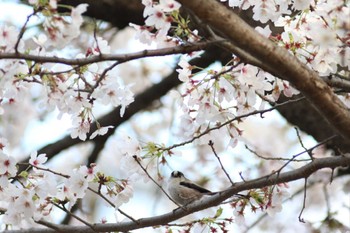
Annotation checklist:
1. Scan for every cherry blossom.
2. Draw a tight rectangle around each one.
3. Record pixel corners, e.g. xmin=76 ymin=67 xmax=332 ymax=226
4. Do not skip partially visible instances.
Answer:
xmin=43 ymin=4 xmax=88 ymax=47
xmin=0 ymin=26 xmax=21 ymax=52
xmin=31 ymin=171 xmax=58 ymax=199
xmin=293 ymin=0 xmax=311 ymax=10
xmin=0 ymin=137 xmax=9 ymax=150
xmin=0 ymin=152 xmax=17 ymax=177
xmin=176 ymin=57 xmax=193 ymax=82
xmin=113 ymin=184 xmax=134 ymax=208
xmin=265 ymin=185 xmax=290 ymax=217
xmin=70 ymin=117 xmax=92 ymax=141
xmin=29 ymin=152 xmax=48 ymax=166
xmin=77 ymin=164 xmax=99 ymax=181
xmin=90 ymin=126 xmax=114 ymax=139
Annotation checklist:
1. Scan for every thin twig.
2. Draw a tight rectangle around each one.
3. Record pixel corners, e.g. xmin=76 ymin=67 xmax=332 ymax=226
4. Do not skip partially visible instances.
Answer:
xmin=132 ymin=155 xmax=182 ymax=208
xmin=208 ymin=140 xmax=234 ymax=185
xmin=294 ymin=127 xmax=313 ymax=160
xmin=245 ymin=145 xmax=310 ymax=162
xmin=52 ymin=203 xmax=94 ymax=229
xmin=15 ymin=10 xmax=37 ymax=53
xmin=269 ymin=135 xmax=337 ymax=178
xmin=330 ymin=168 xmax=335 ymax=184
xmin=239 ymin=172 xmax=246 ymax=182
xmin=93 ymin=19 xmax=101 ymax=56
xmin=18 ymin=163 xmax=70 ymax=178
xmin=87 ymin=187 xmax=138 ymax=223
xmin=298 ymin=178 xmax=308 ymax=223
xmin=323 ymin=184 xmax=331 ymax=217
xmin=245 ymin=135 xmax=337 ymax=163
xmin=88 ymin=61 xmax=119 ymax=99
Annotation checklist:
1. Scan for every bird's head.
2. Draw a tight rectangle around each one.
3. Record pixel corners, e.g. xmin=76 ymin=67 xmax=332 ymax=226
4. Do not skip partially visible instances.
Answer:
xmin=170 ymin=171 xmax=185 ymax=179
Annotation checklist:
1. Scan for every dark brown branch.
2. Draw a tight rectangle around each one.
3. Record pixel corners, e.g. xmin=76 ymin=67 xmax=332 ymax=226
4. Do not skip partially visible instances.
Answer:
xmin=59 ymin=0 xmax=145 ymax=29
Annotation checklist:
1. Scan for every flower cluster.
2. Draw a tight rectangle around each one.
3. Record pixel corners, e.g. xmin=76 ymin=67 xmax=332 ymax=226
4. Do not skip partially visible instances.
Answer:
xmin=174 ymin=59 xmax=299 ymax=148
xmin=131 ymin=0 xmax=198 ymax=47
xmin=230 ymin=183 xmax=290 ymax=224
xmin=0 ymin=150 xmax=140 ymax=228
xmin=0 ymin=152 xmax=99 ymax=227
xmin=0 ymin=4 xmax=136 ymax=142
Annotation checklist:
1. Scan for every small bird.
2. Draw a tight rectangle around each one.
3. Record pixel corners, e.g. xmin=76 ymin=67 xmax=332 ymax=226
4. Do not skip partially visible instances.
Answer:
xmin=167 ymin=171 xmax=216 ymax=205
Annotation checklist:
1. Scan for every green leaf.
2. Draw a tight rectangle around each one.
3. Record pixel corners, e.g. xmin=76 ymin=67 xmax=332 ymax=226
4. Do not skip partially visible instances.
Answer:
xmin=19 ymin=171 xmax=29 ymax=179
xmin=214 ymin=207 xmax=223 ymax=218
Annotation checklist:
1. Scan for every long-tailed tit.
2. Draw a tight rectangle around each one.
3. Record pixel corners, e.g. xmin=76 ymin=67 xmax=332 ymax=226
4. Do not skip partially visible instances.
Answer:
xmin=167 ymin=171 xmax=216 ymax=205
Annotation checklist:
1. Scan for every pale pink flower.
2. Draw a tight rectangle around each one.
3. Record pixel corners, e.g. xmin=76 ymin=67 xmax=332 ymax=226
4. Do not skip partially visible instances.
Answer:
xmin=176 ymin=58 xmax=192 ymax=82
xmin=293 ymin=0 xmax=311 ymax=10
xmin=114 ymin=184 xmax=133 ymax=208
xmin=29 ymin=151 xmax=48 ymax=166
xmin=90 ymin=126 xmax=114 ymax=139
xmin=159 ymin=0 xmax=181 ymax=12
xmin=0 ymin=152 xmax=17 ymax=176
xmin=70 ymin=118 xmax=91 ymax=141
xmin=78 ymin=164 xmax=99 ymax=182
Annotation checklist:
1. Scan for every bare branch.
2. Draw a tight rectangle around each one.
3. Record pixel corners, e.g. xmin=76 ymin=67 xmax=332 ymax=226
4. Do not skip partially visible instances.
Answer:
xmin=208 ymin=140 xmax=234 ymax=185
xmin=245 ymin=135 xmax=337 ymax=162
xmin=298 ymin=178 xmax=308 ymax=223
xmin=294 ymin=127 xmax=313 ymax=160
xmin=51 ymin=203 xmax=94 ymax=229
xmin=15 ymin=10 xmax=37 ymax=53
xmin=87 ymin=188 xmax=138 ymax=223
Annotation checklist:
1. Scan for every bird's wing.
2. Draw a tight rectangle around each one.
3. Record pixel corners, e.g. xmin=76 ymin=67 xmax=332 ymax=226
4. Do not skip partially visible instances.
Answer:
xmin=179 ymin=181 xmax=212 ymax=194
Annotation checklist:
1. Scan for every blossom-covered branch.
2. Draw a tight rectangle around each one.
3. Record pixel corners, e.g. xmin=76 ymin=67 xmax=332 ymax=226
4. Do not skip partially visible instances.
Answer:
xmin=0 ymin=40 xmax=223 ymax=66
xmin=177 ymin=0 xmax=350 ymax=140
xmin=4 ymin=155 xmax=349 ymax=233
